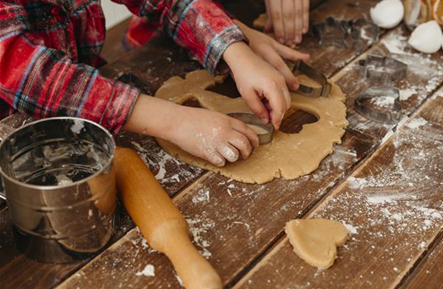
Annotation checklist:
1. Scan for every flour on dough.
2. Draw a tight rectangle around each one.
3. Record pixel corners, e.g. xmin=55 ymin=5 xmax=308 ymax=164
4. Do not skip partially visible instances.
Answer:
xmin=154 ymin=70 xmax=348 ymax=184
xmin=285 ymin=219 xmax=349 ymax=269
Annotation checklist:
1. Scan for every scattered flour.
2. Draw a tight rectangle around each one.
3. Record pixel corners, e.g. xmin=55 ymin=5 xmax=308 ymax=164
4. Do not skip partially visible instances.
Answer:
xmin=370 ymin=96 xmax=396 ymax=108
xmin=342 ymin=222 xmax=359 ymax=234
xmin=175 ymin=274 xmax=183 ymax=286
xmin=399 ymin=87 xmax=417 ymax=101
xmin=192 ymin=188 xmax=210 ymax=203
xmin=70 ymin=119 xmax=84 ymax=134
xmin=136 ymin=264 xmax=155 ymax=277
xmin=56 ymin=174 xmax=73 ymax=186
xmin=186 ymin=216 xmax=215 ymax=258
xmin=382 ymin=31 xmax=408 ymax=54
xmin=406 ymin=117 xmax=428 ymax=129
xmin=129 ymin=139 xmax=202 ymax=185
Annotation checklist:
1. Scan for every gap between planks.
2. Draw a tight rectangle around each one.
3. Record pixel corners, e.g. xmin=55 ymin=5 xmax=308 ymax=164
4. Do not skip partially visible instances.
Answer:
xmin=234 ymin=86 xmax=443 ymax=289
xmin=56 ymin=16 xmax=390 ymax=289
xmin=229 ymin=27 xmax=428 ymax=289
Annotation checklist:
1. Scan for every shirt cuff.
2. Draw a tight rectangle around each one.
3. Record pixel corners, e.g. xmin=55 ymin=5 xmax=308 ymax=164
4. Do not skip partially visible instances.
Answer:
xmin=204 ymin=26 xmax=248 ymax=76
xmin=77 ymin=74 xmax=140 ymax=136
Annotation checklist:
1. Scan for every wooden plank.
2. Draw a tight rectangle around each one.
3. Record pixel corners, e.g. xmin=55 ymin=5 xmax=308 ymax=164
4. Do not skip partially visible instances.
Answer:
xmin=55 ymin=4 xmax=443 ymax=289
xmin=399 ymin=232 xmax=443 ymax=289
xmin=100 ymin=0 xmax=381 ymax=93
xmin=0 ymin=201 xmax=136 ymax=288
xmin=101 ymin=18 xmax=131 ymax=65
xmin=234 ymin=91 xmax=443 ymax=288
xmin=0 ymin=127 xmax=204 ymax=289
xmin=334 ymin=27 xmax=443 ymax=142
xmin=58 ymin=29 xmax=443 ymax=289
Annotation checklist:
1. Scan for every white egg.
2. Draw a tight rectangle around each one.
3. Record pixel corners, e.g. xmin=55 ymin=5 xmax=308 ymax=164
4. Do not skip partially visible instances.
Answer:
xmin=408 ymin=20 xmax=443 ymax=53
xmin=370 ymin=0 xmax=405 ymax=29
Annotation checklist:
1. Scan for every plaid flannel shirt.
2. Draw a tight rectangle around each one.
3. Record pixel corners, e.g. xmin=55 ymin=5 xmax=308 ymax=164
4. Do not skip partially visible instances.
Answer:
xmin=0 ymin=0 xmax=246 ymax=135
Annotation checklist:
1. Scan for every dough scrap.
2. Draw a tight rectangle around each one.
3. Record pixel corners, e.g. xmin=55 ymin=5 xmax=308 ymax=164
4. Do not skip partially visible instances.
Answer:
xmin=285 ymin=219 xmax=349 ymax=269
xmin=154 ymin=70 xmax=348 ymax=184
xmin=253 ymin=13 xmax=268 ymax=30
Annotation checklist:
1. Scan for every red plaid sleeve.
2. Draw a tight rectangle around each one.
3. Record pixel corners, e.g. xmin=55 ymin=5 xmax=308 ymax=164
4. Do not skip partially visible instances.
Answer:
xmin=112 ymin=0 xmax=247 ymax=75
xmin=0 ymin=3 xmax=140 ymax=135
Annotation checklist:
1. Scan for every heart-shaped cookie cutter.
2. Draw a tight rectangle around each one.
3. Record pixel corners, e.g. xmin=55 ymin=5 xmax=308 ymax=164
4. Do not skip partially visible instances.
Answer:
xmin=355 ymin=86 xmax=402 ymax=124
xmin=227 ymin=113 xmax=274 ymax=145
xmin=291 ymin=60 xmax=331 ymax=98
xmin=312 ymin=17 xmax=379 ymax=49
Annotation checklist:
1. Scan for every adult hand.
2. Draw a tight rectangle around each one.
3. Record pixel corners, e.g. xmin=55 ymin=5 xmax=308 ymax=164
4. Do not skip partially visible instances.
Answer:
xmin=264 ymin=0 xmax=310 ymax=45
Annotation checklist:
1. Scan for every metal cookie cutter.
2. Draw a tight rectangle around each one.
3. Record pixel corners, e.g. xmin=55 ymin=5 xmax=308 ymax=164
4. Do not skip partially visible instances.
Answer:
xmin=312 ymin=17 xmax=379 ymax=50
xmin=349 ymin=18 xmax=379 ymax=45
xmin=291 ymin=60 xmax=331 ymax=98
xmin=227 ymin=113 xmax=274 ymax=145
xmin=359 ymin=55 xmax=408 ymax=84
xmin=355 ymin=86 xmax=402 ymax=124
xmin=312 ymin=17 xmax=349 ymax=48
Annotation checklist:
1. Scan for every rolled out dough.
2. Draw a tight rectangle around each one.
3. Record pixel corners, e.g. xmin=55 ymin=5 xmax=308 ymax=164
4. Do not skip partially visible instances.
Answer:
xmin=285 ymin=219 xmax=349 ymax=269
xmin=154 ymin=70 xmax=347 ymax=184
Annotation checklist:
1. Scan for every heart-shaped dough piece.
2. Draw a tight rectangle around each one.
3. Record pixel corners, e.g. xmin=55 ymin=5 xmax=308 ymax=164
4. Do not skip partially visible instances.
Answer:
xmin=285 ymin=219 xmax=348 ymax=269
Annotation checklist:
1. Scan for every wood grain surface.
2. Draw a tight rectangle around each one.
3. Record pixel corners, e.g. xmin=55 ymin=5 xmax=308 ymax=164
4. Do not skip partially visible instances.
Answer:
xmin=235 ymin=88 xmax=443 ymax=289
xmin=1 ymin=0 xmax=443 ymax=288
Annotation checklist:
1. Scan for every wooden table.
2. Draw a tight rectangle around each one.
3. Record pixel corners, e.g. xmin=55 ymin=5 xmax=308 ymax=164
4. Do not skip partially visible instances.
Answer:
xmin=1 ymin=0 xmax=443 ymax=288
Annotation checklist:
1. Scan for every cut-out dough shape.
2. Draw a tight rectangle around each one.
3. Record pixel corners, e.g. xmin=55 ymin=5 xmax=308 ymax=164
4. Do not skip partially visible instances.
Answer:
xmin=154 ymin=70 xmax=347 ymax=184
xmin=285 ymin=219 xmax=349 ymax=269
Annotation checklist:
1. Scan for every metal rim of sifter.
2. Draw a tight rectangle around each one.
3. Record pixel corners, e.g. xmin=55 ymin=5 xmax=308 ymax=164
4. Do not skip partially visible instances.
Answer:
xmin=354 ymin=86 xmax=402 ymax=124
xmin=0 ymin=117 xmax=116 ymax=192
xmin=227 ymin=113 xmax=274 ymax=145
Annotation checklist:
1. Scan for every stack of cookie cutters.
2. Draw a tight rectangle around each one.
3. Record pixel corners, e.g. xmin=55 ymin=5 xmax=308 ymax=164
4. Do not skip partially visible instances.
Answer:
xmin=312 ymin=17 xmax=379 ymax=50
xmin=355 ymin=55 xmax=408 ymax=124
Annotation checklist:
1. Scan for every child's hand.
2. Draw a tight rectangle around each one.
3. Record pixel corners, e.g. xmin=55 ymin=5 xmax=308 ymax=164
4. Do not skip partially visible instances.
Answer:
xmin=264 ymin=0 xmax=310 ymax=45
xmin=169 ymin=107 xmax=259 ymax=167
xmin=235 ymin=20 xmax=310 ymax=92
xmin=223 ymin=35 xmax=309 ymax=130
xmin=224 ymin=42 xmax=289 ymax=129
xmin=124 ymin=95 xmax=259 ymax=167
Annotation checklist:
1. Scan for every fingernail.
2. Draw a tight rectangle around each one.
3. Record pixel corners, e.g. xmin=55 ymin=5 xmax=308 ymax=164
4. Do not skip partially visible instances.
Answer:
xmin=292 ymin=83 xmax=299 ymax=90
xmin=278 ymin=38 xmax=285 ymax=44
xmin=295 ymin=36 xmax=301 ymax=44
xmin=214 ymin=157 xmax=225 ymax=167
xmin=260 ymin=117 xmax=269 ymax=124
xmin=303 ymin=27 xmax=308 ymax=33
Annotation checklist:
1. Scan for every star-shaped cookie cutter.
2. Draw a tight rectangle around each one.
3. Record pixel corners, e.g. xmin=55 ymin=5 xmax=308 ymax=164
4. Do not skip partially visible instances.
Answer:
xmin=355 ymin=86 xmax=402 ymax=124
xmin=359 ymin=55 xmax=408 ymax=84
xmin=291 ymin=60 xmax=331 ymax=98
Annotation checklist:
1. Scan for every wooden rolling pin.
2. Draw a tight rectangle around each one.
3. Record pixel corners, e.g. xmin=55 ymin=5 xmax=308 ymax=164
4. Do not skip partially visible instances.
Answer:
xmin=114 ymin=147 xmax=222 ymax=289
